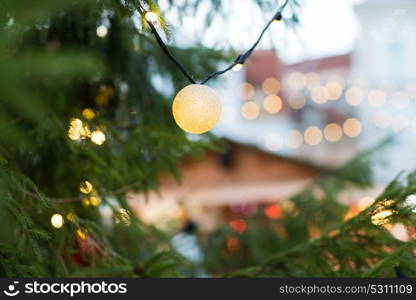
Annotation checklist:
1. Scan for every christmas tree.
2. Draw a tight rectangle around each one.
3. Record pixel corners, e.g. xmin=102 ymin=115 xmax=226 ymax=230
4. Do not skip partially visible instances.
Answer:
xmin=1 ymin=0 xmax=416 ymax=278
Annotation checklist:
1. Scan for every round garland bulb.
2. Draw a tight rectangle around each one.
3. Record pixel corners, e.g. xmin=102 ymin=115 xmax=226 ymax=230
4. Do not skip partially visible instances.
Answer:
xmin=172 ymin=84 xmax=221 ymax=134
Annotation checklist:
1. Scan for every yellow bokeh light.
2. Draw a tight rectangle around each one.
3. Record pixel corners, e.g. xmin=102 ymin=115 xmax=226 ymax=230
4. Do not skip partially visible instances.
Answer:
xmin=82 ymin=108 xmax=96 ymax=120
xmin=323 ymin=123 xmax=343 ymax=143
xmin=391 ymin=115 xmax=410 ymax=132
xmin=324 ymin=81 xmax=343 ymax=100
xmin=288 ymin=72 xmax=305 ymax=90
xmin=89 ymin=196 xmax=102 ymax=207
xmin=77 ymin=229 xmax=87 ymax=240
xmin=371 ymin=210 xmax=394 ymax=226
xmin=288 ymin=92 xmax=306 ymax=110
xmin=79 ymin=181 xmax=93 ymax=194
xmin=367 ymin=89 xmax=386 ymax=107
xmin=343 ymin=118 xmax=362 ymax=138
xmin=68 ymin=118 xmax=83 ymax=140
xmin=262 ymin=77 xmax=280 ymax=95
xmin=145 ymin=11 xmax=158 ymax=22
xmin=373 ymin=110 xmax=392 ymax=129
xmin=241 ymin=101 xmax=259 ymax=120
xmin=391 ymin=92 xmax=410 ymax=109
xmin=90 ymin=130 xmax=106 ymax=145
xmin=310 ymin=86 xmax=327 ymax=104
xmin=82 ymin=197 xmax=90 ymax=207
xmin=304 ymin=126 xmax=323 ymax=146
xmin=51 ymin=214 xmax=64 ymax=229
xmin=263 ymin=95 xmax=282 ymax=114
xmin=345 ymin=87 xmax=364 ymax=106
xmin=265 ymin=133 xmax=282 ymax=151
xmin=241 ymin=82 xmax=255 ymax=101
xmin=286 ymin=129 xmax=303 ymax=149
xmin=66 ymin=212 xmax=76 ymax=222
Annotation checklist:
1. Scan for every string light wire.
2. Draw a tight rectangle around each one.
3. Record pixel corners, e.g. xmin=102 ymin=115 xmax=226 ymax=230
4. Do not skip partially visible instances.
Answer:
xmin=137 ymin=0 xmax=290 ymax=85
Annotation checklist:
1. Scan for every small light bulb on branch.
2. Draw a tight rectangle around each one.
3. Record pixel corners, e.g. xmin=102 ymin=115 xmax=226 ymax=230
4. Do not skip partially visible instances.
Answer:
xmin=51 ymin=214 xmax=64 ymax=229
xmin=172 ymin=84 xmax=221 ymax=134
xmin=145 ymin=11 xmax=158 ymax=23
xmin=232 ymin=64 xmax=243 ymax=72
xmin=79 ymin=181 xmax=93 ymax=194
xmin=90 ymin=130 xmax=106 ymax=145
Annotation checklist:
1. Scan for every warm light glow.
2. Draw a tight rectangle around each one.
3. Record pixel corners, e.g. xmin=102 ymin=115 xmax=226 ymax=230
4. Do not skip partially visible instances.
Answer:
xmin=89 ymin=196 xmax=102 ymax=207
xmin=90 ymin=130 xmax=106 ymax=145
xmin=262 ymin=77 xmax=280 ymax=95
xmin=288 ymin=92 xmax=306 ymax=110
xmin=391 ymin=115 xmax=410 ymax=132
xmin=323 ymin=123 xmax=342 ymax=143
xmin=368 ymin=89 xmax=386 ymax=107
xmin=391 ymin=92 xmax=410 ymax=109
xmin=82 ymin=108 xmax=96 ymax=120
xmin=172 ymin=84 xmax=221 ymax=134
xmin=67 ymin=213 xmax=76 ymax=222
xmin=286 ymin=130 xmax=303 ymax=149
xmin=229 ymin=219 xmax=247 ymax=233
xmin=96 ymin=25 xmax=108 ymax=38
xmin=371 ymin=210 xmax=394 ymax=226
xmin=324 ymin=81 xmax=343 ymax=100
xmin=264 ymin=204 xmax=282 ymax=220
xmin=79 ymin=181 xmax=93 ymax=194
xmin=68 ymin=118 xmax=90 ymax=140
xmin=345 ymin=87 xmax=364 ymax=106
xmin=304 ymin=126 xmax=323 ymax=145
xmin=51 ymin=214 xmax=64 ymax=229
xmin=288 ymin=72 xmax=305 ymax=90
xmin=305 ymin=72 xmax=320 ymax=89
xmin=145 ymin=11 xmax=158 ymax=22
xmin=265 ymin=133 xmax=282 ymax=151
xmin=263 ymin=95 xmax=282 ymax=114
xmin=232 ymin=63 xmax=243 ymax=72
xmin=77 ymin=229 xmax=86 ymax=240
xmin=241 ymin=101 xmax=259 ymax=120
xmin=343 ymin=118 xmax=362 ymax=138
xmin=358 ymin=196 xmax=375 ymax=211
xmin=373 ymin=110 xmax=392 ymax=129
xmin=310 ymin=86 xmax=327 ymax=104
xmin=241 ymin=82 xmax=255 ymax=100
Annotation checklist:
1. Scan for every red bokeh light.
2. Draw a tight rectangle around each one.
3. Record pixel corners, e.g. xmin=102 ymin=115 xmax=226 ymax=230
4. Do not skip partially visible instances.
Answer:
xmin=229 ymin=219 xmax=247 ymax=233
xmin=264 ymin=204 xmax=282 ymax=220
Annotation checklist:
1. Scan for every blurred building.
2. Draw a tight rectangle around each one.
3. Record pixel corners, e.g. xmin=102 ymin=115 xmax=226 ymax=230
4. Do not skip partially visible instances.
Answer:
xmin=128 ymin=140 xmax=323 ymax=231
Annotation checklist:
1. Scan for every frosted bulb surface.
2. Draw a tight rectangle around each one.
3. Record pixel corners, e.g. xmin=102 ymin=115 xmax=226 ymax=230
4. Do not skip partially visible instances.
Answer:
xmin=172 ymin=84 xmax=221 ymax=134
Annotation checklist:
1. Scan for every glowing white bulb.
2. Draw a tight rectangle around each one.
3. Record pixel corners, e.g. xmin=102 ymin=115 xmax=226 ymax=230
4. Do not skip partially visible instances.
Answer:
xmin=51 ymin=214 xmax=64 ymax=229
xmin=145 ymin=11 xmax=158 ymax=22
xmin=90 ymin=130 xmax=106 ymax=145
xmin=172 ymin=84 xmax=221 ymax=134
xmin=232 ymin=64 xmax=243 ymax=72
xmin=96 ymin=25 xmax=108 ymax=38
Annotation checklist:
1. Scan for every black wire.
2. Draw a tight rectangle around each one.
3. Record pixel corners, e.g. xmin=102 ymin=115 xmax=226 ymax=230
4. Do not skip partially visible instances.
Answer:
xmin=138 ymin=3 xmax=196 ymax=84
xmin=141 ymin=0 xmax=290 ymax=85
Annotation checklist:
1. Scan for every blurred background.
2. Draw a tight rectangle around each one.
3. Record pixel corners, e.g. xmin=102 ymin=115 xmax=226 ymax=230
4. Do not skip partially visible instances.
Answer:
xmin=126 ymin=0 xmax=416 ymax=275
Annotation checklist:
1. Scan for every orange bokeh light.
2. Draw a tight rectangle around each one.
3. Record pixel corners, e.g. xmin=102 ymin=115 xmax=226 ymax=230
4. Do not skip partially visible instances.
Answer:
xmin=264 ymin=204 xmax=282 ymax=220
